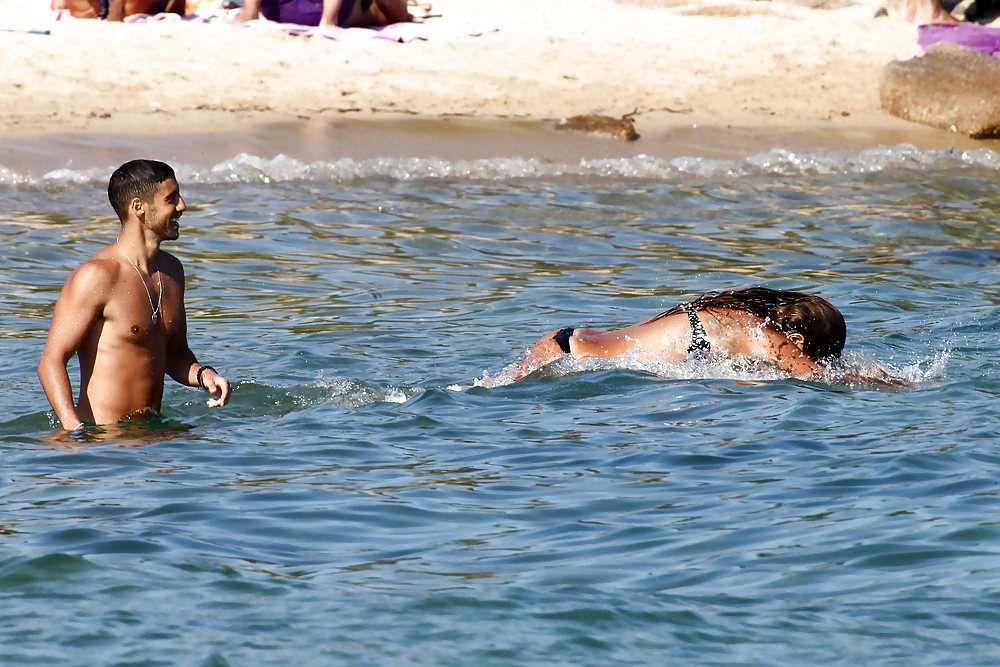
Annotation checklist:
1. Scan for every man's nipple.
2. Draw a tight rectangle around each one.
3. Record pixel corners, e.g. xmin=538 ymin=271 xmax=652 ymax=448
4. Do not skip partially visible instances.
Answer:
xmin=131 ymin=325 xmax=140 ymax=334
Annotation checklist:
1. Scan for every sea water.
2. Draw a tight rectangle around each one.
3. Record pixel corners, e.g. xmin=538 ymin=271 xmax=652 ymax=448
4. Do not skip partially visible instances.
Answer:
xmin=1 ymin=145 xmax=999 ymax=665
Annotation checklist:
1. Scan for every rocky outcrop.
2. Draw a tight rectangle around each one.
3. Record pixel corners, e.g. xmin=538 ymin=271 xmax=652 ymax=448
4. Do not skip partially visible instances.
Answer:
xmin=880 ymin=43 xmax=1000 ymax=139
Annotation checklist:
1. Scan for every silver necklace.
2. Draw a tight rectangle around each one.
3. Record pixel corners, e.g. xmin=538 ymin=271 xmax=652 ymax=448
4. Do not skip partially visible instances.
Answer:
xmin=118 ymin=240 xmax=162 ymax=325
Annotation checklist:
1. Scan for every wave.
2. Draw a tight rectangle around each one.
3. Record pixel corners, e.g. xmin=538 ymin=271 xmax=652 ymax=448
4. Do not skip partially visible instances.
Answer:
xmin=202 ymin=377 xmax=413 ymax=417
xmin=2 ymin=145 xmax=999 ymax=188
xmin=0 ymin=377 xmax=414 ymax=442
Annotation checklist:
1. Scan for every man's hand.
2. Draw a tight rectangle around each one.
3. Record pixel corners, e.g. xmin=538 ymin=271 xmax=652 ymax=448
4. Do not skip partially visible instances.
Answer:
xmin=200 ymin=367 xmax=232 ymax=408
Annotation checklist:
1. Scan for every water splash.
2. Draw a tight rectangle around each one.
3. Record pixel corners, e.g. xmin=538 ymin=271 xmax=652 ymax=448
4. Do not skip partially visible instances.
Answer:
xmin=470 ymin=348 xmax=946 ymax=390
xmin=314 ymin=376 xmax=410 ymax=407
xmin=834 ymin=349 xmax=950 ymax=388
xmin=228 ymin=377 xmax=413 ymax=415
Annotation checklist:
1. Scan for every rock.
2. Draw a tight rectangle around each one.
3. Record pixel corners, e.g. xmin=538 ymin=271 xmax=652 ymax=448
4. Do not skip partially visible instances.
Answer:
xmin=555 ymin=111 xmax=640 ymax=141
xmin=880 ymin=43 xmax=1000 ymax=139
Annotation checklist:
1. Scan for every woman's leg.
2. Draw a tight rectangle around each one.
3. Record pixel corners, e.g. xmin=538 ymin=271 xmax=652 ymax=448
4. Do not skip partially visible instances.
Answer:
xmin=370 ymin=0 xmax=412 ymax=23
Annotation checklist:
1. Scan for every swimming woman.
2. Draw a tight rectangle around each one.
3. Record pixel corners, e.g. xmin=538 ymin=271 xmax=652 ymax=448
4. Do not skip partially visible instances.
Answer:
xmin=477 ymin=287 xmax=848 ymax=387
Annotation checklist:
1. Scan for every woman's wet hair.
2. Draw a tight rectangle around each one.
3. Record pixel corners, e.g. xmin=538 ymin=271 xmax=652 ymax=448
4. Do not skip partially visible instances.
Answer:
xmin=651 ymin=287 xmax=847 ymax=362
xmin=108 ymin=159 xmax=176 ymax=222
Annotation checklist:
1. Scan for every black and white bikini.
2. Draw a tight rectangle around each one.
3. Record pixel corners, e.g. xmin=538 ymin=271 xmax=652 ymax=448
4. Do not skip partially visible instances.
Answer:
xmin=682 ymin=304 xmax=711 ymax=354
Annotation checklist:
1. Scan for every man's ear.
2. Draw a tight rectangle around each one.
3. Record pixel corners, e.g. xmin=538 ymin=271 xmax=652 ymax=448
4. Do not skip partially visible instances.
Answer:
xmin=787 ymin=331 xmax=805 ymax=348
xmin=130 ymin=197 xmax=144 ymax=220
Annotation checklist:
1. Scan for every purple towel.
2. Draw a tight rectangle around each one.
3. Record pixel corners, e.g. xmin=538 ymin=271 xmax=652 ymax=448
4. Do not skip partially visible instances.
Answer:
xmin=918 ymin=23 xmax=1000 ymax=57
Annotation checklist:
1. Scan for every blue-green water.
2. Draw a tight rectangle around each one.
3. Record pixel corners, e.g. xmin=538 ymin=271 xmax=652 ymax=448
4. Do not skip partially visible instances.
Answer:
xmin=2 ymin=146 xmax=999 ymax=665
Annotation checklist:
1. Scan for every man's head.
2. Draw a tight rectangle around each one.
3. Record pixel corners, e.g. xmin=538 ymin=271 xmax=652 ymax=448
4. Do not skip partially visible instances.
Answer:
xmin=108 ymin=159 xmax=178 ymax=223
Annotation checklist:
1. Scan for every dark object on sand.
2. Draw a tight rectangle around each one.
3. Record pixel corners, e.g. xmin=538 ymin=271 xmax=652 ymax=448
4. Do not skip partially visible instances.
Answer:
xmin=555 ymin=111 xmax=640 ymax=141
xmin=880 ymin=43 xmax=1000 ymax=139
xmin=0 ymin=27 xmax=51 ymax=34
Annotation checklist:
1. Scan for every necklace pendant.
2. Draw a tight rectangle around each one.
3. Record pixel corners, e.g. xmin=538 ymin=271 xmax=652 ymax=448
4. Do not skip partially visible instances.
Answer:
xmin=151 ymin=312 xmax=159 ymax=325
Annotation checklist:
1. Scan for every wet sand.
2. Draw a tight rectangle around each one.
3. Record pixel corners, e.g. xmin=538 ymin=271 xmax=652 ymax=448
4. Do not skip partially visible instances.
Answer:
xmin=2 ymin=113 xmax=996 ymax=176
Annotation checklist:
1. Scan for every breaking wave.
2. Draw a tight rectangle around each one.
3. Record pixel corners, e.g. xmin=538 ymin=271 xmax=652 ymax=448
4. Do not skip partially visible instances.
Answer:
xmin=2 ymin=144 xmax=999 ymax=188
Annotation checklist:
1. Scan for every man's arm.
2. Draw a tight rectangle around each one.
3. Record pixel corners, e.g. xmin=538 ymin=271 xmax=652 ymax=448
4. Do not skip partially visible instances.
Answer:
xmin=37 ymin=262 xmax=111 ymax=430
xmin=164 ymin=338 xmax=231 ymax=408
xmin=163 ymin=262 xmax=231 ymax=408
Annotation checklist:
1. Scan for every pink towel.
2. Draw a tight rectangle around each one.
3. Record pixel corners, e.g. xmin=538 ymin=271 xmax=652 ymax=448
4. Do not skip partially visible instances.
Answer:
xmin=279 ymin=20 xmax=498 ymax=43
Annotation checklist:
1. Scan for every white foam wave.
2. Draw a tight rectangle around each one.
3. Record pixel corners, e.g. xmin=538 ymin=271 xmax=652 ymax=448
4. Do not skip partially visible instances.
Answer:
xmin=475 ymin=348 xmax=947 ymax=389
xmin=475 ymin=351 xmax=789 ymax=388
xmin=835 ymin=349 xmax=950 ymax=387
xmin=315 ymin=377 xmax=412 ymax=407
xmin=3 ymin=145 xmax=999 ymax=188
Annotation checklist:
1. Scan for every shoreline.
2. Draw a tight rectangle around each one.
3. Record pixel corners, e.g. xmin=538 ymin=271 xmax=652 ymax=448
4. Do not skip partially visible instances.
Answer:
xmin=2 ymin=112 xmax=997 ymax=175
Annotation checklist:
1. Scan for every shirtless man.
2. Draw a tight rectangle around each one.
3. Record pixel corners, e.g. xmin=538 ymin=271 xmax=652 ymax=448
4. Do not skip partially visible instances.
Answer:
xmin=52 ymin=0 xmax=185 ymax=20
xmin=38 ymin=159 xmax=230 ymax=431
xmin=478 ymin=287 xmax=847 ymax=387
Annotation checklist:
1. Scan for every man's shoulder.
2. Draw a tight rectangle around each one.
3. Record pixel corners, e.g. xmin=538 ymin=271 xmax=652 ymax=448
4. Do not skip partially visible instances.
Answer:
xmin=156 ymin=249 xmax=183 ymax=268
xmin=155 ymin=250 xmax=185 ymax=279
xmin=65 ymin=251 xmax=123 ymax=290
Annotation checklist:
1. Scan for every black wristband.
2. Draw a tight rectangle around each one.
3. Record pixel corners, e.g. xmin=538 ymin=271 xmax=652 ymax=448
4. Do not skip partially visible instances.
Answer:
xmin=197 ymin=365 xmax=217 ymax=391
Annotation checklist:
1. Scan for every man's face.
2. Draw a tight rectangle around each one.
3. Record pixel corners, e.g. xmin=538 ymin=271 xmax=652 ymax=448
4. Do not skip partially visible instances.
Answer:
xmin=144 ymin=178 xmax=186 ymax=241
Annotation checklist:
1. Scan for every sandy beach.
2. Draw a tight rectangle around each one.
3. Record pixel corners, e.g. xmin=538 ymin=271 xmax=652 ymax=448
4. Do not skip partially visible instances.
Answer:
xmin=1 ymin=0 xmax=997 ymax=166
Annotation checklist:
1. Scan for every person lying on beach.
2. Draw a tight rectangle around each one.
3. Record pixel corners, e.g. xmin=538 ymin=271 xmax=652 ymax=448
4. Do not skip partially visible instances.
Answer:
xmin=476 ymin=287 xmax=851 ymax=388
xmin=897 ymin=0 xmax=960 ymax=23
xmin=235 ymin=0 xmax=412 ymax=27
xmin=51 ymin=0 xmax=185 ymax=20
xmin=37 ymin=159 xmax=231 ymax=431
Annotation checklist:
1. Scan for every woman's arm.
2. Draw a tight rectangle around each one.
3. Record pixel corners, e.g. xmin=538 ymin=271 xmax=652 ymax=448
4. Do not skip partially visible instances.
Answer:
xmin=478 ymin=326 xmax=638 ymax=387
xmin=477 ymin=329 xmax=568 ymax=387
xmin=570 ymin=328 xmax=638 ymax=358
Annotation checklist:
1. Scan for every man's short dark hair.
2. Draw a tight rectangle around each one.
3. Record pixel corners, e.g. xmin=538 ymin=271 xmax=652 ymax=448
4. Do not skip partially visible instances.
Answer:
xmin=108 ymin=159 xmax=176 ymax=223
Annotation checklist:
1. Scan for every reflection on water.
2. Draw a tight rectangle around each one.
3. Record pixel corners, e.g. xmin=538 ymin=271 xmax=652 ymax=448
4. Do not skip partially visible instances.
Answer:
xmin=1 ymin=148 xmax=999 ymax=666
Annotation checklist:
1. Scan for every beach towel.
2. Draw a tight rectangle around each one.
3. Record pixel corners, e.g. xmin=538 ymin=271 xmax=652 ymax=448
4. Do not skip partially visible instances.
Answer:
xmin=274 ymin=19 xmax=496 ymax=43
xmin=918 ymin=23 xmax=1000 ymax=57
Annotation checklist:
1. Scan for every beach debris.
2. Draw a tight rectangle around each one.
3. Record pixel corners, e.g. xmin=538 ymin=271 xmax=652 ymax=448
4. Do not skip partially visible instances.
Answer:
xmin=407 ymin=0 xmax=437 ymax=19
xmin=880 ymin=43 xmax=1000 ymax=139
xmin=649 ymin=104 xmax=693 ymax=114
xmin=0 ymin=27 xmax=50 ymax=35
xmin=555 ymin=110 xmax=640 ymax=141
